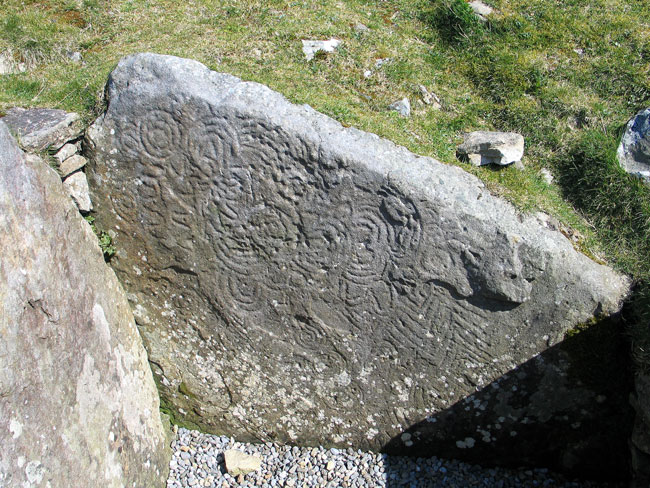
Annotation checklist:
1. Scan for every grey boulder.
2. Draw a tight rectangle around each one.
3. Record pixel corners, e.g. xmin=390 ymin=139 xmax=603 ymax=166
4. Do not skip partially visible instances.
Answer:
xmin=457 ymin=130 xmax=525 ymax=166
xmin=617 ymin=107 xmax=650 ymax=184
xmin=0 ymin=121 xmax=170 ymax=488
xmin=86 ymin=54 xmax=629 ymax=469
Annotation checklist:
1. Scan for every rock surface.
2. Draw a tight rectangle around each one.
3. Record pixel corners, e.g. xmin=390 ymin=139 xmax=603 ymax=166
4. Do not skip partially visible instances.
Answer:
xmin=457 ymin=130 xmax=525 ymax=166
xmin=1 ymin=107 xmax=82 ymax=151
xmin=0 ymin=121 xmax=171 ymax=487
xmin=86 ymin=54 xmax=630 ymax=474
xmin=617 ymin=107 xmax=650 ymax=184
xmin=63 ymin=170 xmax=93 ymax=212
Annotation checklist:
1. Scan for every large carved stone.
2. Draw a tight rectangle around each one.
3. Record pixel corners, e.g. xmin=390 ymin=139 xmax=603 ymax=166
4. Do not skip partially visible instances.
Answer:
xmin=0 ymin=121 xmax=170 ymax=487
xmin=86 ymin=54 xmax=630 ymax=467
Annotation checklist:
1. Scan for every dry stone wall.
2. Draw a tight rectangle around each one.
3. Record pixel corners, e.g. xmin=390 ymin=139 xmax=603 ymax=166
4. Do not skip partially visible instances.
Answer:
xmin=86 ymin=54 xmax=630 ymax=471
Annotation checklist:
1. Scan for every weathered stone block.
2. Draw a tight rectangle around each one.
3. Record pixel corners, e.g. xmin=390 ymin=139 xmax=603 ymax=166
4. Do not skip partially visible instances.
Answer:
xmin=86 ymin=54 xmax=630 ymax=469
xmin=0 ymin=121 xmax=170 ymax=487
xmin=2 ymin=107 xmax=82 ymax=151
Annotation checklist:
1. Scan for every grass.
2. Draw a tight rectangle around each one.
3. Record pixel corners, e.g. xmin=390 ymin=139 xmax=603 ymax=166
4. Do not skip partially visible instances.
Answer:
xmin=1 ymin=0 xmax=649 ymax=367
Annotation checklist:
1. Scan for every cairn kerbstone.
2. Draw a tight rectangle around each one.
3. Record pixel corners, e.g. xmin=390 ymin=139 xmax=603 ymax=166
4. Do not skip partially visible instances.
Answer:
xmin=86 ymin=53 xmax=630 ymax=468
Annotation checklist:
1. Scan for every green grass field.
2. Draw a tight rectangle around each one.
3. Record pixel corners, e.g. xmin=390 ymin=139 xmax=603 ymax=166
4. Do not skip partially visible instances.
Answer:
xmin=1 ymin=0 xmax=649 ymax=366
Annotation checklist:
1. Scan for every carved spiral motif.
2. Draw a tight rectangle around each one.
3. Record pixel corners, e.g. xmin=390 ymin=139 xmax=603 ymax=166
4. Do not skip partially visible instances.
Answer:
xmin=345 ymin=204 xmax=394 ymax=284
xmin=119 ymin=107 xmax=184 ymax=161
xmin=218 ymin=271 xmax=266 ymax=313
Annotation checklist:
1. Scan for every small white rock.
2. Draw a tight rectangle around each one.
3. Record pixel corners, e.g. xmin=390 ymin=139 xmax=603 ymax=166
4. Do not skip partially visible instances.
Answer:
xmin=469 ymin=0 xmax=494 ymax=20
xmin=374 ymin=58 xmax=391 ymax=69
xmin=457 ymin=131 xmax=524 ymax=166
xmin=301 ymin=39 xmax=341 ymax=61
xmin=68 ymin=51 xmax=82 ymax=63
xmin=540 ymin=168 xmax=554 ymax=184
xmin=223 ymin=449 xmax=261 ymax=476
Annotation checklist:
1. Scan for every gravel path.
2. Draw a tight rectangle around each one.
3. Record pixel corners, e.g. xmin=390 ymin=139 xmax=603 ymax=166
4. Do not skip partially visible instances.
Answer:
xmin=167 ymin=428 xmax=620 ymax=488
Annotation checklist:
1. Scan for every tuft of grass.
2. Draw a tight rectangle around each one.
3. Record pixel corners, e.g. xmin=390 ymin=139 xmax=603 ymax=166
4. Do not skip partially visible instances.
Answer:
xmin=84 ymin=215 xmax=116 ymax=261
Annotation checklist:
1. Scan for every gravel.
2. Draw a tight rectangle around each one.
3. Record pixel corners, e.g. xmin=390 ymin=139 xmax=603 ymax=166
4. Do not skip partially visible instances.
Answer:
xmin=167 ymin=427 xmax=620 ymax=488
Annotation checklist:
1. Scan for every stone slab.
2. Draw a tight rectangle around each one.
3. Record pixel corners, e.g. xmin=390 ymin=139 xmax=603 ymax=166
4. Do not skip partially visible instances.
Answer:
xmin=0 ymin=120 xmax=171 ymax=487
xmin=1 ymin=107 xmax=82 ymax=151
xmin=86 ymin=53 xmax=630 ymax=469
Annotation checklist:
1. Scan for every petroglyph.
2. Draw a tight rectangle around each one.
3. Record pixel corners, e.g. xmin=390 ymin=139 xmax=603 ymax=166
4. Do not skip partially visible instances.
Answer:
xmin=87 ymin=54 xmax=630 ymax=452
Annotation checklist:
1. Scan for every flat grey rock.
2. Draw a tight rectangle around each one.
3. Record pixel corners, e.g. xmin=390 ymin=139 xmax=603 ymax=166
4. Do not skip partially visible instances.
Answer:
xmin=59 ymin=153 xmax=87 ymax=177
xmin=0 ymin=121 xmax=170 ymax=488
xmin=617 ymin=107 xmax=650 ymax=184
xmin=457 ymin=131 xmax=525 ymax=166
xmin=388 ymin=97 xmax=411 ymax=117
xmin=63 ymin=170 xmax=93 ymax=212
xmin=1 ymin=107 xmax=82 ymax=151
xmin=86 ymin=53 xmax=630 ymax=469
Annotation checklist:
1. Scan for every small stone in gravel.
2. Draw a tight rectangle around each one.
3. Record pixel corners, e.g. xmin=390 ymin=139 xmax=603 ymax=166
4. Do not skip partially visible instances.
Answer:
xmin=223 ymin=449 xmax=262 ymax=476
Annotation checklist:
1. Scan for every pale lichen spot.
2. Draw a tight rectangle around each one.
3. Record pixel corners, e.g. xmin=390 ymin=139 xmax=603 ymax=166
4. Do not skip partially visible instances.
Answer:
xmin=92 ymin=303 xmax=111 ymax=345
xmin=9 ymin=418 xmax=23 ymax=439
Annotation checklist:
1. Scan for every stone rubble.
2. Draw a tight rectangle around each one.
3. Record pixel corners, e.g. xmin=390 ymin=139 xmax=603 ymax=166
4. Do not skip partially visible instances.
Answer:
xmin=417 ymin=85 xmax=442 ymax=110
xmin=1 ymin=106 xmax=93 ymax=211
xmin=167 ymin=428 xmax=618 ymax=488
xmin=55 ymin=142 xmax=79 ymax=164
